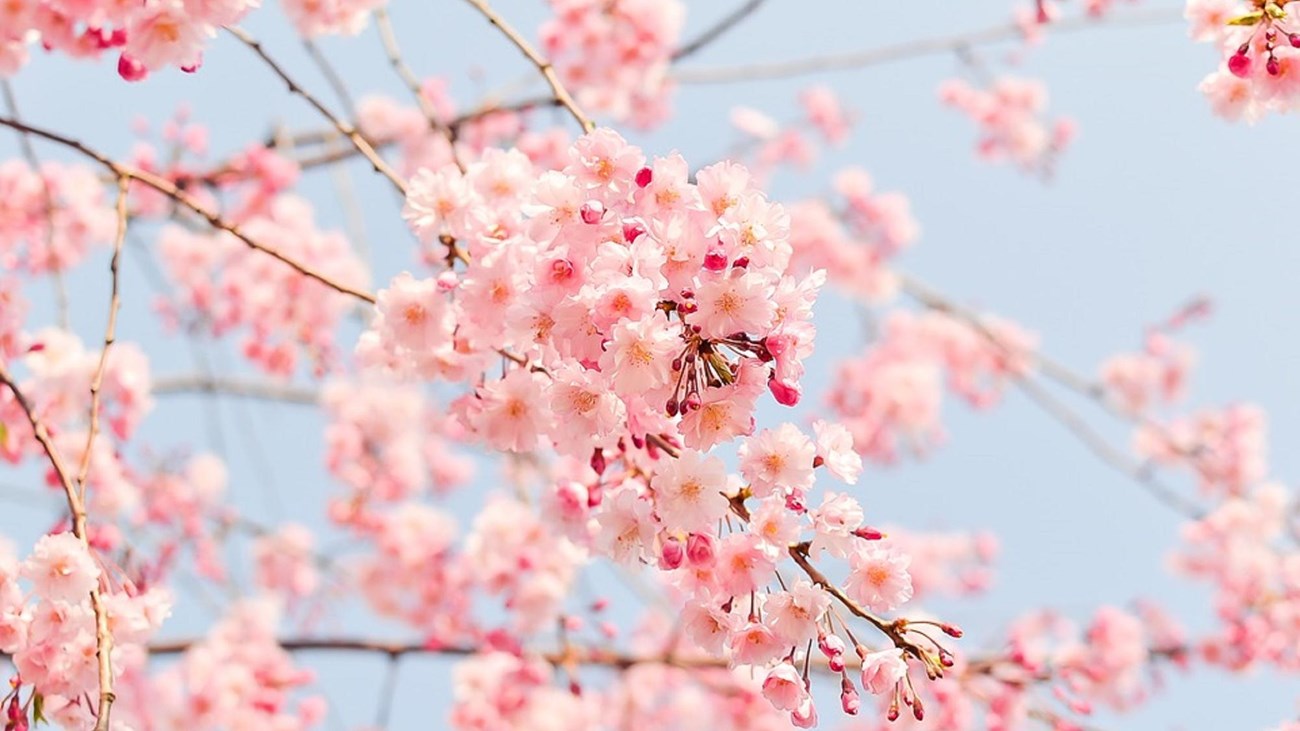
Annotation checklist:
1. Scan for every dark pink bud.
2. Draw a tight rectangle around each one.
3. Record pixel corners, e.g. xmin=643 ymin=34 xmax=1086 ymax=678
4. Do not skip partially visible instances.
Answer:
xmin=117 ymin=53 xmax=148 ymax=82
xmin=686 ymin=532 xmax=715 ymax=567
xmin=1290 ymin=33 xmax=1300 ymax=48
xmin=683 ymin=393 xmax=702 ymax=411
xmin=590 ymin=448 xmax=606 ymax=475
xmin=703 ymin=249 xmax=728 ymax=271
xmin=665 ymin=398 xmax=679 ymax=417
xmin=1267 ymin=56 xmax=1281 ymax=76
xmin=180 ymin=56 xmax=202 ymax=74
xmin=586 ymin=482 xmax=604 ymax=508
xmin=731 ymin=256 xmax=750 ymax=269
xmin=852 ymin=526 xmax=885 ymax=541
xmin=818 ymin=633 xmax=845 ymax=658
xmin=679 ymin=288 xmax=694 ymax=299
xmin=581 ymin=200 xmax=604 ymax=224
xmin=622 ymin=220 xmax=646 ymax=242
xmin=1228 ymin=49 xmax=1252 ymax=78
xmin=659 ymin=536 xmax=685 ymax=569
xmin=840 ymin=676 xmax=860 ymax=715
xmin=829 ymin=653 xmax=846 ymax=672
xmin=768 ymin=377 xmax=801 ymax=406
xmin=912 ymin=697 xmax=925 ymax=721
xmin=941 ymin=623 xmax=964 ymax=638
xmin=635 ymin=166 xmax=653 ymax=188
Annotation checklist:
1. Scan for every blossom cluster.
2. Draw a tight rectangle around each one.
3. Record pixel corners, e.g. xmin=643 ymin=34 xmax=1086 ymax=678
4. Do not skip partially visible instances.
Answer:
xmin=539 ymin=0 xmax=685 ymax=127
xmin=939 ymin=77 xmax=1077 ymax=176
xmin=1188 ymin=0 xmax=1300 ymax=120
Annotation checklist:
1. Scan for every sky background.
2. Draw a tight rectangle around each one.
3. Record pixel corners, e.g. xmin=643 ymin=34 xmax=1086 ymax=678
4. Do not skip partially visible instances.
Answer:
xmin=2 ymin=0 xmax=1299 ymax=728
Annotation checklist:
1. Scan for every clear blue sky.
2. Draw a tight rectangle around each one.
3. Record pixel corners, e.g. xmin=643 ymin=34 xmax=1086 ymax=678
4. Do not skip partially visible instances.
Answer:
xmin=2 ymin=1 xmax=1297 ymax=728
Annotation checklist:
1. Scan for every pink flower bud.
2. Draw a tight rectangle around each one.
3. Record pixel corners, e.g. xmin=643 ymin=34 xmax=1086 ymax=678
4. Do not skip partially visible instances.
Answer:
xmin=840 ymin=676 xmax=860 ymax=715
xmin=1228 ymin=49 xmax=1252 ymax=78
xmin=686 ymin=532 xmax=716 ymax=567
xmin=659 ymin=536 xmax=685 ymax=569
xmin=768 ymin=377 xmax=801 ymax=406
xmin=117 ymin=53 xmax=148 ymax=82
xmin=580 ymin=200 xmax=604 ymax=224
xmin=818 ymin=633 xmax=845 ymax=658
xmin=622 ymin=220 xmax=646 ymax=242
xmin=635 ymin=167 xmax=653 ymax=187
xmin=703 ymin=249 xmax=728 ymax=271
xmin=436 ymin=271 xmax=459 ymax=291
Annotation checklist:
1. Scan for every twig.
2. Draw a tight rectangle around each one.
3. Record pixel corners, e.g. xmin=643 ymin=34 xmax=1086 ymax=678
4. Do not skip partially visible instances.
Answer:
xmin=150 ymin=374 xmax=320 ymax=405
xmin=672 ymin=0 xmax=767 ymax=61
xmin=461 ymin=0 xmax=595 ymax=134
xmin=0 ymin=367 xmax=116 ymax=730
xmin=225 ymin=26 xmax=408 ymax=195
xmin=1012 ymin=374 xmax=1205 ymax=519
xmin=302 ymin=38 xmax=358 ymax=119
xmin=373 ymin=7 xmax=464 ymax=172
xmin=75 ymin=176 xmax=130 ymax=497
xmin=0 ymin=116 xmax=377 ymax=304
xmin=674 ymin=7 xmax=1182 ymax=84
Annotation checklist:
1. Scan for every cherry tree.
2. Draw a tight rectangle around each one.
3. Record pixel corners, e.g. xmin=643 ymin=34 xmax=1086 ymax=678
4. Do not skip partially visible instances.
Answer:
xmin=0 ymin=0 xmax=1296 ymax=729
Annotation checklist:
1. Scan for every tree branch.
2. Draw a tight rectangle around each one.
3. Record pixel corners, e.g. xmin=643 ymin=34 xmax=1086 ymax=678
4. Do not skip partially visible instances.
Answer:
xmin=674 ymin=8 xmax=1182 ymax=84
xmin=0 ymin=116 xmax=377 ymax=305
xmin=225 ymin=26 xmax=408 ymax=195
xmin=461 ymin=0 xmax=595 ymax=134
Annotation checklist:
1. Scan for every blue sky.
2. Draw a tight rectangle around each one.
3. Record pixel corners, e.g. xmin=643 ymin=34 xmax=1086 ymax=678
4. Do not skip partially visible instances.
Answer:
xmin=3 ymin=1 xmax=1298 ymax=728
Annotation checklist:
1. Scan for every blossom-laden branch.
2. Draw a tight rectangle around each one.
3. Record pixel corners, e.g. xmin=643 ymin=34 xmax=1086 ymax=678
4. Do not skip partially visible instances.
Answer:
xmin=0 ymin=367 xmax=116 ymax=731
xmin=0 ymin=115 xmax=378 ymax=305
xmin=461 ymin=0 xmax=596 ymax=134
xmin=225 ymin=26 xmax=408 ymax=195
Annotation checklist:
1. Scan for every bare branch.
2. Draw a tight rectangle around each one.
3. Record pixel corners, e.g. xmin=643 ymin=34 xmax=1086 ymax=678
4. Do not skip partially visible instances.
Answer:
xmin=373 ymin=7 xmax=464 ymax=172
xmin=672 ymin=0 xmax=767 ymax=61
xmin=461 ymin=0 xmax=595 ymax=134
xmin=150 ymin=374 xmax=320 ymax=405
xmin=225 ymin=26 xmax=408 ymax=195
xmin=674 ymin=8 xmax=1182 ymax=84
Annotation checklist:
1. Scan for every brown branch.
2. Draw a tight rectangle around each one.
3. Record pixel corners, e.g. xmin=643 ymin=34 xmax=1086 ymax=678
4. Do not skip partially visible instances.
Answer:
xmin=674 ymin=7 xmax=1182 ymax=84
xmin=0 ymin=116 xmax=377 ymax=305
xmin=373 ymin=7 xmax=465 ymax=172
xmin=461 ymin=0 xmax=595 ymax=134
xmin=225 ymin=26 xmax=408 ymax=195
xmin=0 ymin=367 xmax=116 ymax=730
xmin=150 ymin=374 xmax=320 ymax=405
xmin=672 ymin=0 xmax=767 ymax=61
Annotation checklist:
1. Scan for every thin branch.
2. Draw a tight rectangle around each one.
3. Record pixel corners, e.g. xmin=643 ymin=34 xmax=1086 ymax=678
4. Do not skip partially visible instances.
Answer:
xmin=75 ymin=176 xmax=130 ymax=495
xmin=0 ymin=116 xmax=377 ymax=305
xmin=150 ymin=374 xmax=320 ymax=405
xmin=674 ymin=7 xmax=1182 ymax=84
xmin=372 ymin=7 xmax=464 ymax=172
xmin=225 ymin=26 xmax=407 ymax=195
xmin=672 ymin=0 xmax=767 ymax=61
xmin=1012 ymin=375 xmax=1205 ymax=519
xmin=0 ymin=367 xmax=115 ymax=730
xmin=302 ymin=38 xmax=358 ymax=119
xmin=461 ymin=0 xmax=595 ymax=134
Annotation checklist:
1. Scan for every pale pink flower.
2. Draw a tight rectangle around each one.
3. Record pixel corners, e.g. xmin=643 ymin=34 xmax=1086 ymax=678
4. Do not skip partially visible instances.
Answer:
xmin=860 ymin=649 xmax=907 ymax=694
xmin=738 ymin=423 xmax=816 ymax=498
xmin=22 ymin=533 xmax=99 ymax=602
xmin=813 ymin=419 xmax=863 ymax=484
xmin=651 ymin=449 xmax=729 ymax=532
xmin=761 ymin=662 xmax=809 ymax=711
xmin=845 ymin=545 xmax=913 ymax=613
